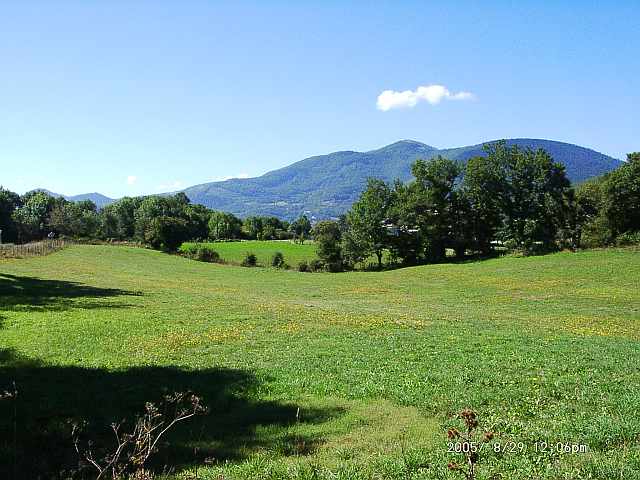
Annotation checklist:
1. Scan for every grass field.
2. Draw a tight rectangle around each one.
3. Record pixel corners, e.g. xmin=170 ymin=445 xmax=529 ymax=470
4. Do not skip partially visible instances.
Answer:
xmin=1 ymin=245 xmax=639 ymax=479
xmin=181 ymin=240 xmax=318 ymax=267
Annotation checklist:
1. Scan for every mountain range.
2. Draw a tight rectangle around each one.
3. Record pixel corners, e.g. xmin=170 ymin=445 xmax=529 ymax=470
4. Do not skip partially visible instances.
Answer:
xmin=181 ymin=138 xmax=622 ymax=219
xmin=34 ymin=138 xmax=622 ymax=219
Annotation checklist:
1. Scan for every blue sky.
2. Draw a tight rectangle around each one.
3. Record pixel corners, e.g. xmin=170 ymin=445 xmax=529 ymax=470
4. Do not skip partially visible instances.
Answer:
xmin=1 ymin=1 xmax=638 ymax=198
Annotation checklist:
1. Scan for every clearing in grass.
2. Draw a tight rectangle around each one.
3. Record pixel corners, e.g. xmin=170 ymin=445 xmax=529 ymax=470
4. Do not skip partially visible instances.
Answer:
xmin=180 ymin=239 xmax=318 ymax=267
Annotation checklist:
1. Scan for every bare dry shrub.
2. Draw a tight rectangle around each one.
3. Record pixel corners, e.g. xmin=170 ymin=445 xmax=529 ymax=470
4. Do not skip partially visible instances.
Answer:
xmin=72 ymin=391 xmax=207 ymax=480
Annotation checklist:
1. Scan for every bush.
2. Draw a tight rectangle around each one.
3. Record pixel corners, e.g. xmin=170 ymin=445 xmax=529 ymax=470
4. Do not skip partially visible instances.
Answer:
xmin=616 ymin=231 xmax=640 ymax=246
xmin=297 ymin=260 xmax=309 ymax=272
xmin=271 ymin=251 xmax=285 ymax=268
xmin=326 ymin=260 xmax=344 ymax=272
xmin=580 ymin=215 xmax=613 ymax=248
xmin=195 ymin=246 xmax=220 ymax=263
xmin=179 ymin=243 xmax=222 ymax=263
xmin=241 ymin=252 xmax=258 ymax=267
xmin=276 ymin=229 xmax=294 ymax=240
xmin=178 ymin=243 xmax=195 ymax=254
xmin=309 ymin=258 xmax=324 ymax=272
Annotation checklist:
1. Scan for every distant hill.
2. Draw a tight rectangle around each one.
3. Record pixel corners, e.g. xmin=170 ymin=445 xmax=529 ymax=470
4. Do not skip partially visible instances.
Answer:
xmin=29 ymin=189 xmax=115 ymax=209
xmin=182 ymin=139 xmax=622 ymax=220
xmin=66 ymin=193 xmax=115 ymax=209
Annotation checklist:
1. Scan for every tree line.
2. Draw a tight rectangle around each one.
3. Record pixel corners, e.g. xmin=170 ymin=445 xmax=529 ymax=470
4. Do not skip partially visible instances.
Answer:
xmin=311 ymin=142 xmax=640 ymax=271
xmin=1 ymin=141 xmax=637 ymax=268
xmin=0 ymin=189 xmax=312 ymax=250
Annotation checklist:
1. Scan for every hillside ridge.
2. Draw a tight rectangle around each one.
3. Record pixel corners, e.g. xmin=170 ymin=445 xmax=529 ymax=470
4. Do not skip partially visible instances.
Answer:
xmin=181 ymin=138 xmax=622 ymax=219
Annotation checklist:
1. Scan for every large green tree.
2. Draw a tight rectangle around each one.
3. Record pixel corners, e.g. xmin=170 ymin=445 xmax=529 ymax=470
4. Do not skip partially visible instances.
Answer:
xmin=290 ymin=215 xmax=312 ymax=244
xmin=242 ymin=216 xmax=263 ymax=240
xmin=0 ymin=187 xmax=21 ymax=243
xmin=145 ymin=216 xmax=190 ymax=251
xmin=502 ymin=144 xmax=571 ymax=252
xmin=603 ymin=152 xmax=640 ymax=237
xmin=183 ymin=203 xmax=211 ymax=240
xmin=406 ymin=156 xmax=461 ymax=262
xmin=208 ymin=211 xmax=242 ymax=240
xmin=462 ymin=154 xmax=505 ymax=254
xmin=448 ymin=190 xmax=476 ymax=258
xmin=312 ymin=220 xmax=343 ymax=271
xmin=385 ymin=180 xmax=423 ymax=265
xmin=101 ymin=197 xmax=142 ymax=240
xmin=48 ymin=200 xmax=99 ymax=238
xmin=133 ymin=194 xmax=192 ymax=242
xmin=12 ymin=191 xmax=56 ymax=242
xmin=343 ymin=178 xmax=392 ymax=268
xmin=261 ymin=216 xmax=285 ymax=240
xmin=464 ymin=141 xmax=573 ymax=254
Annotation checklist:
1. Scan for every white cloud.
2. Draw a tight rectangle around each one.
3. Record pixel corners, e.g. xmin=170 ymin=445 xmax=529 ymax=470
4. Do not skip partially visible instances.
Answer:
xmin=126 ymin=175 xmax=137 ymax=185
xmin=376 ymin=84 xmax=475 ymax=111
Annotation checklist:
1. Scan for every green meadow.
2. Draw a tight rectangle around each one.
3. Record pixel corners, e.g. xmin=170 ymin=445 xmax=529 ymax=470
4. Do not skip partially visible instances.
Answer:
xmin=181 ymin=240 xmax=318 ymax=267
xmin=1 ymin=245 xmax=639 ymax=479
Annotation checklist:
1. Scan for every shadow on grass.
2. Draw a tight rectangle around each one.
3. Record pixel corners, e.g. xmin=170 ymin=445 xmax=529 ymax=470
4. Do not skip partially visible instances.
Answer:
xmin=357 ymin=249 xmax=510 ymax=272
xmin=0 ymin=273 xmax=141 ymax=313
xmin=0 ymin=349 xmax=343 ymax=479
